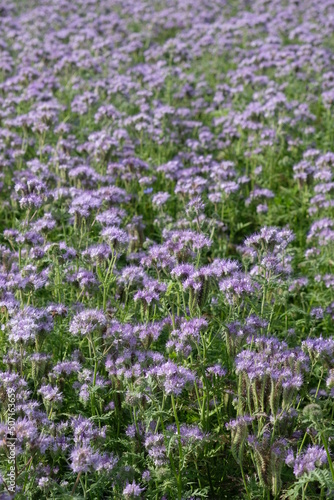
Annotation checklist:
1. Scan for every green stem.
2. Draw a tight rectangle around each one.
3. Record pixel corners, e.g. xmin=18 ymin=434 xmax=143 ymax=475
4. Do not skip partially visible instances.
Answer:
xmin=89 ymin=334 xmax=98 ymax=416
xmin=302 ymin=481 xmax=308 ymax=500
xmin=240 ymin=461 xmax=251 ymax=500
xmin=171 ymin=394 xmax=183 ymax=498
xmin=321 ymin=433 xmax=334 ymax=483
xmin=171 ymin=394 xmax=183 ymax=461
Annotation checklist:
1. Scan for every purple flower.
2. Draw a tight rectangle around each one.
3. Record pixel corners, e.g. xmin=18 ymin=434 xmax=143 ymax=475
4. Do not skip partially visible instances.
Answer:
xmin=69 ymin=309 xmax=106 ymax=336
xmin=167 ymin=317 xmax=207 ymax=357
xmin=70 ymin=445 xmax=100 ymax=473
xmin=289 ymin=277 xmax=308 ymax=292
xmin=326 ymin=369 xmax=334 ymax=389
xmin=147 ymin=360 xmax=195 ymax=395
xmin=219 ymin=272 xmax=258 ymax=301
xmin=302 ymin=337 xmax=334 ymax=364
xmin=38 ymin=384 xmax=63 ymax=404
xmin=245 ymin=227 xmax=294 ymax=251
xmin=134 ymin=289 xmax=159 ymax=305
xmin=286 ymin=445 xmax=327 ymax=478
xmin=101 ymin=226 xmax=129 ymax=251
xmin=171 ymin=263 xmax=196 ymax=279
xmin=96 ymin=208 xmax=125 ymax=226
xmin=7 ymin=307 xmax=53 ymax=344
xmin=206 ymin=364 xmax=227 ymax=377
xmin=66 ymin=268 xmax=98 ymax=290
xmin=123 ymin=481 xmax=145 ymax=498
xmin=245 ymin=188 xmax=275 ymax=206
xmin=152 ymin=192 xmax=170 ymax=207
xmin=69 ymin=192 xmax=101 ymax=219
xmin=256 ymin=204 xmax=268 ymax=214
xmin=144 ymin=432 xmax=167 ymax=467
xmin=226 ymin=415 xmax=254 ymax=431
xmin=134 ymin=278 xmax=167 ymax=306
xmin=82 ymin=243 xmax=112 ymax=263
xmin=71 ymin=415 xmax=107 ymax=447
xmin=310 ymin=307 xmax=324 ymax=320
xmin=173 ymin=424 xmax=206 ymax=444
xmin=38 ymin=477 xmax=51 ymax=489
xmin=141 ymin=245 xmax=176 ymax=270
xmin=142 ymin=470 xmax=151 ymax=482
xmin=57 ymin=242 xmax=77 ymax=261
xmin=52 ymin=361 xmax=81 ymax=377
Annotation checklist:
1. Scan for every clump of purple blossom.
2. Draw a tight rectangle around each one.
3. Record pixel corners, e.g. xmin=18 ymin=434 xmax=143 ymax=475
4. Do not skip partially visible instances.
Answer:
xmin=0 ymin=0 xmax=333 ymax=498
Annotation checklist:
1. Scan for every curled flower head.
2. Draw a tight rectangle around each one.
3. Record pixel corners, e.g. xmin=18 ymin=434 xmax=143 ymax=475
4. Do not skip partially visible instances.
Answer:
xmin=286 ymin=445 xmax=327 ymax=478
xmin=69 ymin=309 xmax=106 ymax=336
xmin=123 ymin=480 xmax=145 ymax=498
xmin=101 ymin=226 xmax=129 ymax=251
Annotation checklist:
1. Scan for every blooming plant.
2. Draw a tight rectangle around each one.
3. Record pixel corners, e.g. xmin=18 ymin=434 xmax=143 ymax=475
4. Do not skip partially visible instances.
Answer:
xmin=0 ymin=0 xmax=334 ymax=498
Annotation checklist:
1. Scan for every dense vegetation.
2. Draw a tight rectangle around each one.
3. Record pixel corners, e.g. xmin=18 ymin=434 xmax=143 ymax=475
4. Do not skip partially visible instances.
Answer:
xmin=0 ymin=0 xmax=334 ymax=498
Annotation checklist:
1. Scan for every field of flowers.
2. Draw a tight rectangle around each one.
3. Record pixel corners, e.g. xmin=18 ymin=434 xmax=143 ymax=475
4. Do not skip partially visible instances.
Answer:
xmin=1 ymin=0 xmax=334 ymax=498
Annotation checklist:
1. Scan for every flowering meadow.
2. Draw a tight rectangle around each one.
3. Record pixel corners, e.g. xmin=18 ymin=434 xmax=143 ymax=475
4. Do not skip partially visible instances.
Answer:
xmin=1 ymin=0 xmax=334 ymax=498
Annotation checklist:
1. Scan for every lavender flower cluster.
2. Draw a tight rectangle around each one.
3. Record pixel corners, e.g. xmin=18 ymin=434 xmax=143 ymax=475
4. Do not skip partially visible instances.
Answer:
xmin=0 ymin=0 xmax=334 ymax=498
